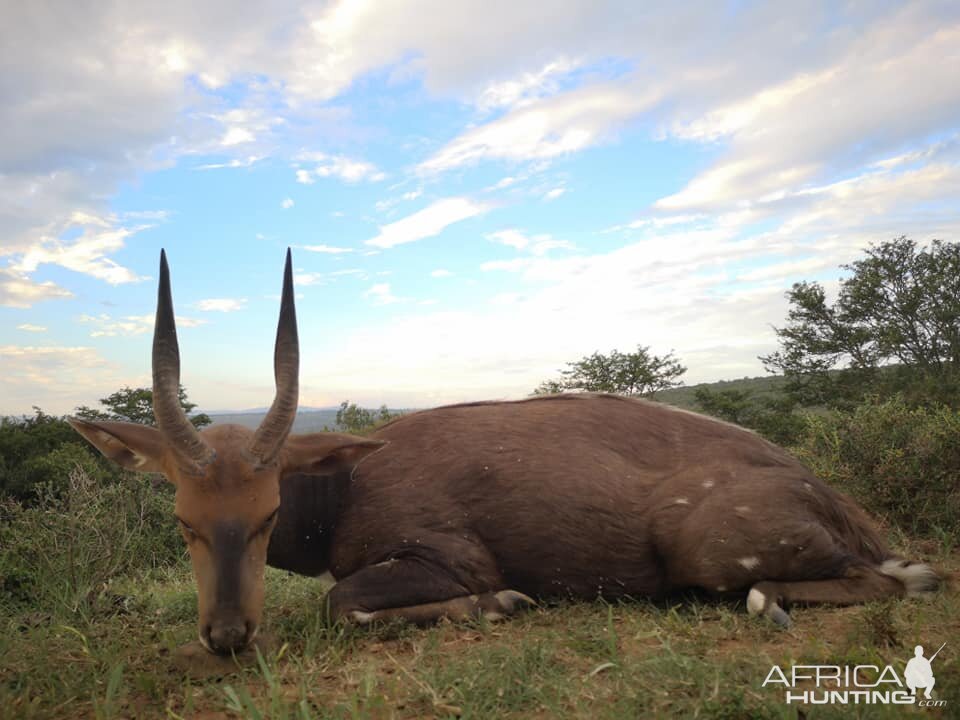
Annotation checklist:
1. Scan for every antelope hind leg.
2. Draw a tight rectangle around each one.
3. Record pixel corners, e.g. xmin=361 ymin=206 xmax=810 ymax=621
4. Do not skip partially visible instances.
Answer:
xmin=747 ymin=561 xmax=940 ymax=628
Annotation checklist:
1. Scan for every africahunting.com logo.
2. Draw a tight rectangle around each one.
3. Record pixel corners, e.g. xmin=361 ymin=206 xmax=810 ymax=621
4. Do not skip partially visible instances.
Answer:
xmin=762 ymin=642 xmax=947 ymax=707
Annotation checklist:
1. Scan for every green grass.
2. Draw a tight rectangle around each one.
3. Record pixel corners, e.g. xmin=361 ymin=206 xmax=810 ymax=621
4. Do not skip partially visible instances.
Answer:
xmin=1 ymin=464 xmax=956 ymax=719
xmin=2 ymin=547 xmax=956 ymax=719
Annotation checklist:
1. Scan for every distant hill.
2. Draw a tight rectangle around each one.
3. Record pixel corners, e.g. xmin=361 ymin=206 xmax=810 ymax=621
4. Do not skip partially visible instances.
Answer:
xmin=652 ymin=374 xmax=789 ymax=410
xmin=205 ymin=375 xmax=787 ymax=432
xmin=208 ymin=408 xmax=341 ymax=433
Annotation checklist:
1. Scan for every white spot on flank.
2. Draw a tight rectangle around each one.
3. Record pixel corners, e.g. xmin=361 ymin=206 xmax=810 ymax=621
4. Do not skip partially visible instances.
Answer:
xmin=734 ymin=505 xmax=750 ymax=514
xmin=350 ymin=610 xmax=375 ymax=625
xmin=803 ymin=482 xmax=813 ymax=492
xmin=702 ymin=480 xmax=715 ymax=489
xmin=738 ymin=556 xmax=760 ymax=570
xmin=374 ymin=558 xmax=398 ymax=568
xmin=779 ymin=538 xmax=789 ymax=545
xmin=746 ymin=587 xmax=766 ymax=616
xmin=673 ymin=497 xmax=690 ymax=505
xmin=716 ymin=585 xmax=727 ymax=592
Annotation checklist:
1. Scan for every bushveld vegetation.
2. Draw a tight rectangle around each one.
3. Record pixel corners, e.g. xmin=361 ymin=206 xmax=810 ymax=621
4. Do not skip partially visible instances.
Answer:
xmin=1 ymin=238 xmax=957 ymax=718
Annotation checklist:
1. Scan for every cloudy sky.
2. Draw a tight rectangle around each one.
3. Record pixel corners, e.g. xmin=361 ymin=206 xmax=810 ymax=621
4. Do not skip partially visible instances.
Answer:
xmin=2 ymin=1 xmax=959 ymax=415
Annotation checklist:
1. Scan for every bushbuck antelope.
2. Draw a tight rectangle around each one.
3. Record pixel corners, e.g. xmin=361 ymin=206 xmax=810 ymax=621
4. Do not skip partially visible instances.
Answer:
xmin=70 ymin=250 xmax=940 ymax=655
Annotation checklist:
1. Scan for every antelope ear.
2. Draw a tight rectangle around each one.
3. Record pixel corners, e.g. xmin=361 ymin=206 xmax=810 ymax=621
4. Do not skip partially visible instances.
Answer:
xmin=281 ymin=432 xmax=387 ymax=476
xmin=67 ymin=417 xmax=169 ymax=474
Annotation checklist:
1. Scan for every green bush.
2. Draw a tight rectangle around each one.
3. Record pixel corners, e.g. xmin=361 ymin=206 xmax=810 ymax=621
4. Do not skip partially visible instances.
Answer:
xmin=0 ymin=468 xmax=184 ymax=618
xmin=0 ymin=410 xmax=121 ymax=502
xmin=693 ymin=387 xmax=806 ymax=446
xmin=792 ymin=396 xmax=960 ymax=538
xmin=14 ymin=442 xmax=104 ymax=500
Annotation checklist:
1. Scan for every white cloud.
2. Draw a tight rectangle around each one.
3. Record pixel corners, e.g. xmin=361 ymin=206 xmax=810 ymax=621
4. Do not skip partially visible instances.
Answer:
xmin=196 ymin=155 xmax=263 ymax=170
xmin=79 ymin=313 xmax=207 ymax=337
xmin=476 ymin=57 xmax=581 ymax=112
xmin=293 ymin=268 xmax=366 ymax=287
xmin=430 ymin=269 xmax=453 ymax=278
xmin=487 ymin=229 xmax=530 ymax=250
xmin=490 ymin=176 xmax=519 ymax=190
xmin=366 ymin=197 xmax=490 ymax=249
xmin=486 ymin=229 xmax=574 ymax=255
xmin=376 ymin=188 xmax=425 ymax=214
xmin=419 ymin=80 xmax=660 ymax=173
xmin=657 ymin=10 xmax=960 ymax=211
xmin=294 ymin=272 xmax=326 ymax=287
xmin=16 ymin=323 xmax=47 ymax=333
xmin=363 ymin=282 xmax=400 ymax=305
xmin=480 ymin=258 xmax=532 ymax=273
xmin=195 ymin=298 xmax=247 ymax=312
xmin=0 ymin=269 xmax=73 ymax=308
xmin=281 ymin=198 xmax=295 ymax=209
xmin=5 ymin=212 xmax=149 ymax=293
xmin=295 ymin=152 xmax=386 ymax=183
xmin=529 ymin=238 xmax=575 ymax=256
xmin=300 ymin=244 xmax=354 ymax=254
xmin=735 ymin=257 xmax=833 ymax=284
xmin=610 ymin=215 xmax=704 ymax=233
xmin=543 ymin=187 xmax=566 ymax=201
xmin=309 ymin=223 xmax=808 ymax=405
xmin=221 ymin=127 xmax=255 ymax=146
xmin=0 ymin=345 xmax=125 ymax=416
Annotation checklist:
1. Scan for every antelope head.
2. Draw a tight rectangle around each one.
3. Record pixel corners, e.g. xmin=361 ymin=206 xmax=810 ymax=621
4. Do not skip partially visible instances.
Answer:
xmin=69 ymin=249 xmax=383 ymax=654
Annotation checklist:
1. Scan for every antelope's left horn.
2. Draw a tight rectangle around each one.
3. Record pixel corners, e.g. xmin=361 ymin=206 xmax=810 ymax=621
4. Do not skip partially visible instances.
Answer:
xmin=248 ymin=248 xmax=299 ymax=464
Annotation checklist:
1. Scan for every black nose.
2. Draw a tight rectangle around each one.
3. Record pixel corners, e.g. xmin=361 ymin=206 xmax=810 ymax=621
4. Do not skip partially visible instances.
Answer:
xmin=205 ymin=621 xmax=252 ymax=654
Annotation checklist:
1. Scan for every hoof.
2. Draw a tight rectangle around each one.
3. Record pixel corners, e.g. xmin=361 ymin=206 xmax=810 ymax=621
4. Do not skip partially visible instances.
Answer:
xmin=349 ymin=610 xmax=377 ymax=625
xmin=746 ymin=585 xmax=791 ymax=629
xmin=494 ymin=589 xmax=537 ymax=613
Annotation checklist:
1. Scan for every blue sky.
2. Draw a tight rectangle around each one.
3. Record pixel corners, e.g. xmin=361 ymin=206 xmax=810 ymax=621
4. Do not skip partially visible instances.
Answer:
xmin=2 ymin=1 xmax=959 ymax=415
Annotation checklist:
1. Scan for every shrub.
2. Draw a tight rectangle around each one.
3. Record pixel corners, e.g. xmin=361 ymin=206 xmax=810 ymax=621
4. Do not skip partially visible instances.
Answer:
xmin=693 ymin=387 xmax=806 ymax=446
xmin=0 ymin=468 xmax=183 ymax=617
xmin=792 ymin=396 xmax=960 ymax=538
xmin=14 ymin=442 xmax=105 ymax=500
xmin=0 ymin=410 xmax=112 ymax=501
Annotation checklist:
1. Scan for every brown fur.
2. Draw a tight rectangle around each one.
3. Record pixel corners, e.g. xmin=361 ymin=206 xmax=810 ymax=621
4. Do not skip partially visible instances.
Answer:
xmin=266 ymin=393 xmax=937 ymax=625
xmin=74 ymin=390 xmax=940 ymax=648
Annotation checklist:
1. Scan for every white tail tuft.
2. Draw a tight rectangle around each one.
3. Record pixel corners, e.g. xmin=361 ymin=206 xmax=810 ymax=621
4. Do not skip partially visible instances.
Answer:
xmin=879 ymin=559 xmax=940 ymax=597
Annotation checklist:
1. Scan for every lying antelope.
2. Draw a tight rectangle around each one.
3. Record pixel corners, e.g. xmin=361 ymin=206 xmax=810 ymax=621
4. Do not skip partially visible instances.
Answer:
xmin=70 ymin=250 xmax=940 ymax=655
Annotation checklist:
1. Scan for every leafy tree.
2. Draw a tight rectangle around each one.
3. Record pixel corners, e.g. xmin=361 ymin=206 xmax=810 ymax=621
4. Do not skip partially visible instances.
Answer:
xmin=761 ymin=237 xmax=960 ymax=407
xmin=334 ymin=401 xmax=399 ymax=434
xmin=75 ymin=385 xmax=211 ymax=428
xmin=535 ymin=345 xmax=686 ymax=397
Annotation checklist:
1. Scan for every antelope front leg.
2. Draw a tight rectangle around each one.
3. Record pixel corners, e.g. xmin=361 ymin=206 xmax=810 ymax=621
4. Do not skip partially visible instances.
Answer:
xmin=347 ymin=590 xmax=536 ymax=626
xmin=325 ymin=557 xmax=534 ymax=626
